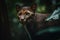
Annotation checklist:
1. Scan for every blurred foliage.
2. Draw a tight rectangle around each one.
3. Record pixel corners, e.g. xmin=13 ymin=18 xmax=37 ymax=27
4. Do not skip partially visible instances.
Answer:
xmin=36 ymin=26 xmax=60 ymax=35
xmin=37 ymin=5 xmax=46 ymax=13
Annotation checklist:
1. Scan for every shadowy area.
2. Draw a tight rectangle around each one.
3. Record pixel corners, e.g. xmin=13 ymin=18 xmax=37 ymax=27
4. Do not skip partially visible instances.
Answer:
xmin=1 ymin=0 xmax=60 ymax=40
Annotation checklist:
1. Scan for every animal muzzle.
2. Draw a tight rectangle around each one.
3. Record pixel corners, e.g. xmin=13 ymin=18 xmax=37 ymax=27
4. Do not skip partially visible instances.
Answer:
xmin=19 ymin=19 xmax=26 ymax=24
xmin=18 ymin=15 xmax=25 ymax=23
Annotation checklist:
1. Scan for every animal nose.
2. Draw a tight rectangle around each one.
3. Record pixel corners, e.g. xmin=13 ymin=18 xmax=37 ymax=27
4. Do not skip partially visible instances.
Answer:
xmin=21 ymin=19 xmax=24 ymax=21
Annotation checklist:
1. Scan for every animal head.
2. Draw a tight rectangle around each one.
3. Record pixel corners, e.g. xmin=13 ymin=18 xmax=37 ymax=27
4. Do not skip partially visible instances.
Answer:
xmin=16 ymin=3 xmax=37 ymax=23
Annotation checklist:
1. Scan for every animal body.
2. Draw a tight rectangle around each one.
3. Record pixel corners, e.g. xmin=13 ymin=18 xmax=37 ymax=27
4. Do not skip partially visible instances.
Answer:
xmin=16 ymin=3 xmax=49 ymax=32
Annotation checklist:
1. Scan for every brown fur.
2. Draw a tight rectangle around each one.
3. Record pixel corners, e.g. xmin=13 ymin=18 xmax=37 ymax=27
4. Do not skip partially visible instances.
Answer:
xmin=16 ymin=4 xmax=52 ymax=32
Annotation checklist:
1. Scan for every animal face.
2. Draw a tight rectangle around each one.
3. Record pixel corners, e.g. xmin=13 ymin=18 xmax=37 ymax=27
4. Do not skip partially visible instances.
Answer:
xmin=17 ymin=7 xmax=34 ymax=22
xmin=16 ymin=3 xmax=37 ymax=23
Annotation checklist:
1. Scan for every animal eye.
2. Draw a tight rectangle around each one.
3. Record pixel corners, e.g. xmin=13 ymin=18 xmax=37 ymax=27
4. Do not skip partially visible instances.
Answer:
xmin=19 ymin=13 xmax=22 ymax=15
xmin=26 ymin=13 xmax=30 ymax=15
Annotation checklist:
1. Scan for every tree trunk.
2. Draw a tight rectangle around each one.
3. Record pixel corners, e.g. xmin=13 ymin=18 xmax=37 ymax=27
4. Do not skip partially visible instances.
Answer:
xmin=0 ymin=0 xmax=11 ymax=40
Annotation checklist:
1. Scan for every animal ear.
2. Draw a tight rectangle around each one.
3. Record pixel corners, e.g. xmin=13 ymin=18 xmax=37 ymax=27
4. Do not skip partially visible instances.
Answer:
xmin=16 ymin=4 xmax=21 ymax=12
xmin=30 ymin=3 xmax=37 ymax=13
xmin=16 ymin=3 xmax=24 ymax=12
